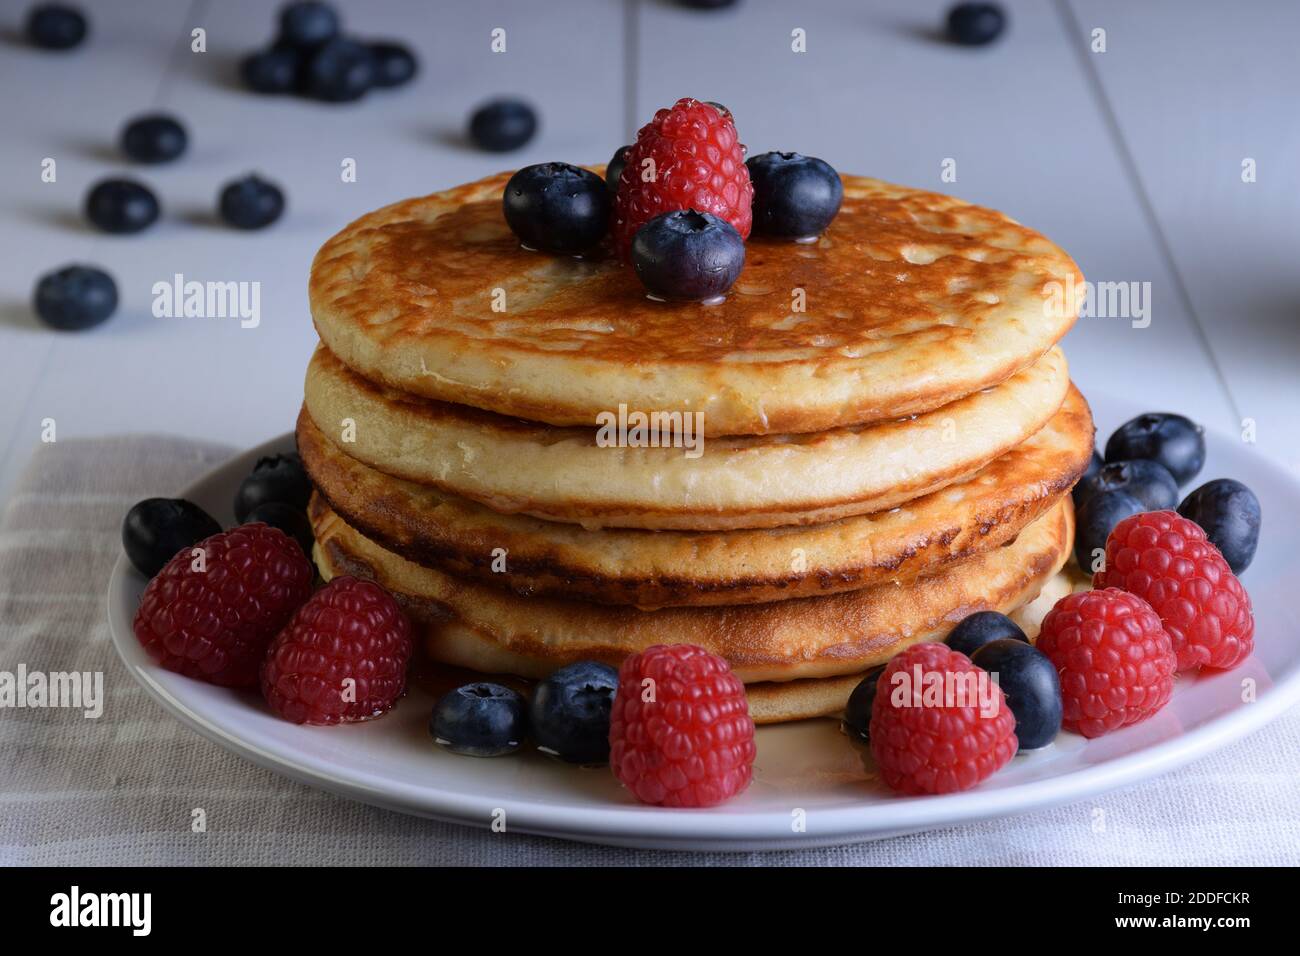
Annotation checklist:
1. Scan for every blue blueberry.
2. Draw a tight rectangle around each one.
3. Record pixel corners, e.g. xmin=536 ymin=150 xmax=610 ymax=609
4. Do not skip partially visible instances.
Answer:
xmin=26 ymin=4 xmax=87 ymax=50
xmin=746 ymin=152 xmax=844 ymax=240
xmin=1178 ymin=478 xmax=1261 ymax=574
xmin=842 ymin=665 xmax=885 ymax=743
xmin=234 ymin=453 xmax=311 ymax=522
xmin=606 ymin=145 xmax=630 ymax=194
xmin=529 ymin=661 xmax=619 ymax=764
xmin=1072 ymin=448 xmax=1103 ymax=508
xmin=33 ymin=264 xmax=117 ymax=331
xmin=631 ymin=210 xmax=746 ymax=301
xmin=121 ymin=114 xmax=188 ymax=164
xmin=970 ymin=639 xmax=1061 ymax=750
xmin=502 ymin=163 xmax=610 ymax=254
xmin=218 ymin=174 xmax=285 ymax=229
xmin=243 ymin=502 xmax=313 ymax=556
xmin=1105 ymin=412 xmax=1205 ymax=486
xmin=122 ymin=498 xmax=221 ymax=577
xmin=278 ymin=1 xmax=339 ymax=49
xmin=945 ymin=610 xmax=1028 ymax=658
xmin=241 ymin=46 xmax=301 ymax=94
xmin=468 ymin=99 xmax=538 ymax=152
xmin=85 ymin=178 xmax=160 ymax=234
xmin=1075 ymin=489 xmax=1144 ymax=572
xmin=946 ymin=3 xmax=1006 ymax=46
xmin=369 ymin=42 xmax=418 ymax=88
xmin=303 ymin=37 xmax=374 ymax=102
xmin=430 ymin=683 xmax=526 ymax=757
xmin=1076 ymin=459 xmax=1179 ymax=512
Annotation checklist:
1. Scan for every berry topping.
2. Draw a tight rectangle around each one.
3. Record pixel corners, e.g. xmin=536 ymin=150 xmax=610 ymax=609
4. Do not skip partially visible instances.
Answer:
xmin=944 ymin=610 xmax=1027 ymax=658
xmin=33 ymin=264 xmax=118 ymax=331
xmin=609 ymin=644 xmax=755 ymax=807
xmin=368 ymin=41 xmax=418 ymax=87
xmin=122 ymin=497 xmax=222 ymax=578
xmin=431 ymin=682 xmax=526 ymax=757
xmin=630 ymin=210 xmax=746 ymax=301
xmin=278 ymin=1 xmax=340 ymax=49
xmin=529 ymin=661 xmax=619 ymax=763
xmin=969 ymin=638 xmax=1062 ymax=750
xmin=1076 ymin=458 xmax=1179 ymax=512
xmin=870 ymin=642 xmax=1017 ymax=795
xmin=605 ymin=145 xmax=631 ymax=195
xmin=233 ymin=452 xmax=312 ymax=522
xmin=746 ymin=151 xmax=844 ymax=239
xmin=241 ymin=46 xmax=301 ymax=94
xmin=84 ymin=178 xmax=160 ymax=234
xmin=261 ymin=576 xmax=413 ymax=724
xmin=842 ymin=664 xmax=885 ymax=743
xmin=1178 ymin=478 xmax=1260 ymax=575
xmin=242 ymin=502 xmax=313 ymax=557
xmin=1105 ymin=412 xmax=1206 ymax=486
xmin=133 ymin=523 xmax=313 ymax=687
xmin=612 ymin=97 xmax=752 ymax=259
xmin=26 ymin=3 xmax=87 ymax=50
xmin=1072 ymin=447 xmax=1104 ymax=508
xmin=1094 ymin=510 xmax=1254 ymax=671
xmin=502 ymin=163 xmax=610 ymax=254
xmin=1074 ymin=488 xmax=1144 ymax=573
xmin=946 ymin=3 xmax=1007 ymax=46
xmin=468 ymin=99 xmax=537 ymax=152
xmin=1036 ymin=588 xmax=1176 ymax=738
xmin=303 ymin=36 xmax=374 ymax=102
xmin=120 ymin=114 xmax=188 ymax=164
xmin=219 ymin=174 xmax=286 ymax=229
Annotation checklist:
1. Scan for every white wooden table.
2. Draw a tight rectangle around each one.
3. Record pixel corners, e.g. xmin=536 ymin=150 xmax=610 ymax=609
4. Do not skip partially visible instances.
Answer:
xmin=1 ymin=0 xmax=1294 ymax=495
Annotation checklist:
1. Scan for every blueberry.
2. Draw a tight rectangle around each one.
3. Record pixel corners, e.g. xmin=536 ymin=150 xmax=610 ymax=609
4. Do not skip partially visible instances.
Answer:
xmin=241 ymin=46 xmax=301 ymax=94
xmin=303 ymin=37 xmax=374 ymax=102
xmin=369 ymin=42 xmax=418 ymax=88
xmin=234 ymin=453 xmax=311 ymax=522
xmin=243 ymin=502 xmax=313 ymax=556
xmin=122 ymin=498 xmax=221 ymax=578
xmin=746 ymin=152 xmax=844 ymax=239
xmin=26 ymin=4 xmax=87 ymax=50
xmin=1178 ymin=478 xmax=1261 ymax=574
xmin=120 ymin=114 xmax=188 ymax=164
xmin=277 ymin=1 xmax=339 ymax=49
xmin=1076 ymin=459 xmax=1179 ymax=512
xmin=430 ymin=683 xmax=526 ymax=757
xmin=970 ymin=639 xmax=1061 ymax=750
xmin=945 ymin=610 xmax=1028 ymax=658
xmin=1105 ymin=412 xmax=1205 ymax=486
xmin=468 ymin=99 xmax=537 ymax=152
xmin=1072 ymin=448 xmax=1103 ymax=508
xmin=529 ymin=661 xmax=619 ymax=764
xmin=502 ymin=163 xmax=609 ymax=254
xmin=1075 ymin=489 xmax=1144 ymax=572
xmin=84 ymin=178 xmax=160 ymax=234
xmin=218 ymin=174 xmax=285 ymax=230
xmin=842 ymin=665 xmax=885 ymax=743
xmin=606 ymin=145 xmax=630 ymax=194
xmin=946 ymin=3 xmax=1006 ymax=46
xmin=631 ymin=210 xmax=746 ymax=301
xmin=33 ymin=265 xmax=117 ymax=331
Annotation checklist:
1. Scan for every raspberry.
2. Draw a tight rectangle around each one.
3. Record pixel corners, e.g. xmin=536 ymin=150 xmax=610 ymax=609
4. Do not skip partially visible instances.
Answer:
xmin=261 ymin=576 xmax=413 ymax=725
xmin=612 ymin=98 xmax=752 ymax=259
xmin=608 ymin=644 xmax=755 ymax=807
xmin=1094 ymin=510 xmax=1254 ymax=671
xmin=1036 ymin=588 xmax=1176 ymax=738
xmin=869 ymin=642 xmax=1017 ymax=795
xmin=132 ymin=523 xmax=314 ymax=687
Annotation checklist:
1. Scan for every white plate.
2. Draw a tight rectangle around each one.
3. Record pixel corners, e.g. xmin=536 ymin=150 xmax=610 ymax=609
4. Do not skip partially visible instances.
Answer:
xmin=106 ymin=393 xmax=1300 ymax=851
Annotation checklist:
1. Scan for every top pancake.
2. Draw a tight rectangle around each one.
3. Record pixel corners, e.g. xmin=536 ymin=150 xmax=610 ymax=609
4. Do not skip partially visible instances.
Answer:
xmin=309 ymin=170 xmax=1082 ymax=436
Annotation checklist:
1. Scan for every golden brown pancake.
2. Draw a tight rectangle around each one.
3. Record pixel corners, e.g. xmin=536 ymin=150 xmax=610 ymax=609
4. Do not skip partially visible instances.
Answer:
xmin=297 ymin=384 xmax=1093 ymax=607
xmin=309 ymin=170 xmax=1081 ymax=436
xmin=310 ymin=496 xmax=1073 ymax=687
xmin=302 ymin=343 xmax=1070 ymax=531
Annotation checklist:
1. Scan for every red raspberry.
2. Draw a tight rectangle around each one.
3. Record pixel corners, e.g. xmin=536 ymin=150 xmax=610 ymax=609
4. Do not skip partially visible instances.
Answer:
xmin=869 ymin=642 xmax=1017 ymax=795
xmin=261 ymin=576 xmax=413 ymax=725
xmin=133 ymin=523 xmax=313 ymax=687
xmin=1037 ymin=588 xmax=1176 ymax=738
xmin=611 ymin=98 xmax=752 ymax=259
xmin=608 ymin=644 xmax=756 ymax=807
xmin=1094 ymin=510 xmax=1254 ymax=671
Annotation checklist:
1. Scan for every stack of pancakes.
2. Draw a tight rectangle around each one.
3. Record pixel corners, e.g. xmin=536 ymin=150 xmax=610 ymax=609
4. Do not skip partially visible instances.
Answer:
xmin=299 ymin=171 xmax=1093 ymax=723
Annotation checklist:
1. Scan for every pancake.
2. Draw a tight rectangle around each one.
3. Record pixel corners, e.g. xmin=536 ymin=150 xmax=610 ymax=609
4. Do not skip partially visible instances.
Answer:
xmin=310 ymin=495 xmax=1074 ymax=686
xmin=297 ymin=383 xmax=1093 ymax=606
xmin=303 ymin=344 xmax=1070 ymax=531
xmin=309 ymin=170 xmax=1081 ymax=436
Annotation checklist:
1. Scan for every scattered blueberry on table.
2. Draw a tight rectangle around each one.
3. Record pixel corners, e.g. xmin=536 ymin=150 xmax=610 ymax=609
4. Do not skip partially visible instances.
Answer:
xmin=1105 ymin=412 xmax=1206 ymax=486
xmin=468 ymin=99 xmax=538 ymax=152
xmin=120 ymin=114 xmax=188 ymax=164
xmin=233 ymin=453 xmax=311 ymax=523
xmin=970 ymin=638 xmax=1062 ymax=750
xmin=746 ymin=152 xmax=844 ymax=240
xmin=369 ymin=41 xmax=418 ymax=88
xmin=1178 ymin=478 xmax=1261 ymax=574
xmin=303 ymin=36 xmax=375 ymax=102
xmin=278 ymin=0 xmax=339 ymax=49
xmin=25 ymin=3 xmax=87 ymax=50
xmin=218 ymin=174 xmax=286 ymax=230
xmin=944 ymin=610 xmax=1028 ymax=658
xmin=631 ymin=210 xmax=746 ymax=301
xmin=430 ymin=683 xmax=527 ymax=757
xmin=84 ymin=177 xmax=160 ymax=234
xmin=1074 ymin=488 xmax=1145 ymax=571
xmin=122 ymin=498 xmax=222 ymax=578
xmin=529 ymin=661 xmax=619 ymax=764
xmin=32 ymin=264 xmax=117 ymax=331
xmin=946 ymin=3 xmax=1007 ymax=46
xmin=502 ymin=163 xmax=610 ymax=254
xmin=240 ymin=45 xmax=301 ymax=94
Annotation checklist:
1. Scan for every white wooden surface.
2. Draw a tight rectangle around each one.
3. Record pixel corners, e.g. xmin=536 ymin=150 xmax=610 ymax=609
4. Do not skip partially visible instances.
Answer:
xmin=0 ymin=0 xmax=1294 ymax=502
